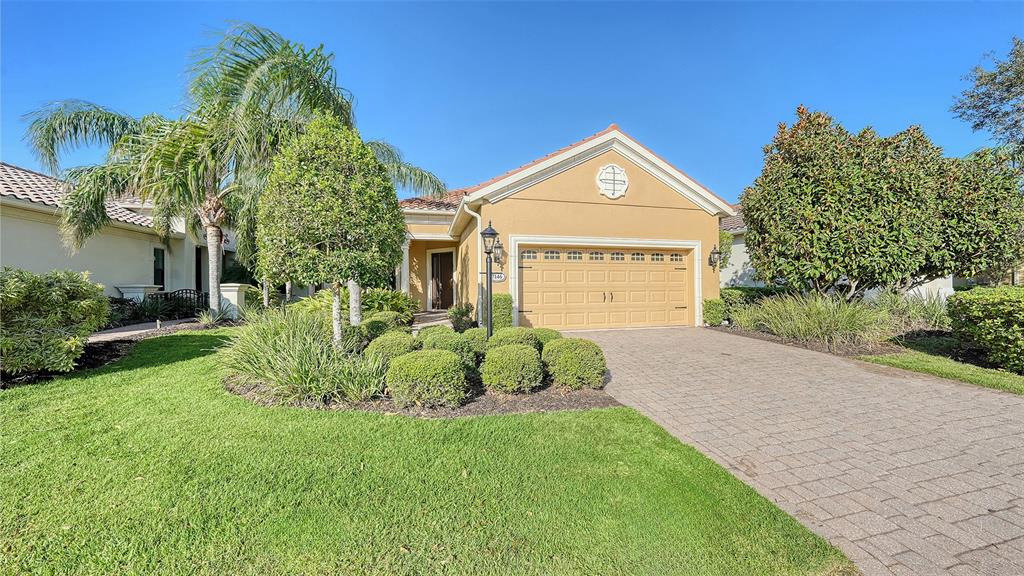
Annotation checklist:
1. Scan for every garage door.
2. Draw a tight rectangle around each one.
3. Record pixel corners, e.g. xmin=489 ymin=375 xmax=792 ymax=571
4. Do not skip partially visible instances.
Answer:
xmin=519 ymin=247 xmax=692 ymax=330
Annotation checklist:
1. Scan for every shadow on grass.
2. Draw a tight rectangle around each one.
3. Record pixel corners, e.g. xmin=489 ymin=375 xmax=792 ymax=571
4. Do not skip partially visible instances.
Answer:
xmin=3 ymin=332 xmax=230 ymax=390
xmin=895 ymin=330 xmax=992 ymax=368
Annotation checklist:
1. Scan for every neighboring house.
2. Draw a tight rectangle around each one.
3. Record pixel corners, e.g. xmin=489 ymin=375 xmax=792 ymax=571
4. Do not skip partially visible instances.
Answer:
xmin=397 ymin=124 xmax=735 ymax=330
xmin=0 ymin=162 xmax=236 ymax=297
xmin=719 ymin=205 xmax=954 ymax=297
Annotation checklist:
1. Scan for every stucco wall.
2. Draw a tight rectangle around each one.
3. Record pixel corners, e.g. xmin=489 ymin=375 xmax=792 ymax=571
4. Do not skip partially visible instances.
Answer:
xmin=407 ymin=239 xmax=458 ymax=309
xmin=720 ymin=233 xmax=762 ymax=287
xmin=1 ymin=204 xmax=188 ymax=296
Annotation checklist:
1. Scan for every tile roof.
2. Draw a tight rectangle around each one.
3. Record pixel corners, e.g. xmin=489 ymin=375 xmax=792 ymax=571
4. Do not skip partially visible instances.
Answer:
xmin=399 ymin=124 xmax=733 ymax=215
xmin=720 ymin=205 xmax=745 ymax=231
xmin=0 ymin=162 xmax=154 ymax=229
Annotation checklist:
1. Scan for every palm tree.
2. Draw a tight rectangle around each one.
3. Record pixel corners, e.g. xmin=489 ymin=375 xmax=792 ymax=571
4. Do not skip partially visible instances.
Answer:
xmin=25 ymin=23 xmax=446 ymax=318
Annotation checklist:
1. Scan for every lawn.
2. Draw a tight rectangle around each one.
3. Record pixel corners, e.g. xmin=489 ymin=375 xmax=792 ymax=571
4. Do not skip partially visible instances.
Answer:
xmin=860 ymin=335 xmax=1024 ymax=396
xmin=1 ymin=330 xmax=853 ymax=576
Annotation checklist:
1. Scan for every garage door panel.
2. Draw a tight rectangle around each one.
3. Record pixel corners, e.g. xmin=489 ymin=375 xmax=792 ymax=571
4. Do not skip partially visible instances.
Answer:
xmin=519 ymin=245 xmax=693 ymax=330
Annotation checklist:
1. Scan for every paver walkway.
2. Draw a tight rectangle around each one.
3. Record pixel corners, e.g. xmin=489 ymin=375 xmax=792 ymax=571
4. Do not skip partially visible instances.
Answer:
xmin=89 ymin=318 xmax=192 ymax=343
xmin=581 ymin=327 xmax=1024 ymax=576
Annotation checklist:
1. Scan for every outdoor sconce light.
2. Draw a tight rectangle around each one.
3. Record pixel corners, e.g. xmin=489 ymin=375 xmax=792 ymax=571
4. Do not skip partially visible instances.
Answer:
xmin=493 ymin=238 xmax=505 ymax=266
xmin=709 ymin=244 xmax=723 ymax=268
xmin=480 ymin=221 xmax=500 ymax=337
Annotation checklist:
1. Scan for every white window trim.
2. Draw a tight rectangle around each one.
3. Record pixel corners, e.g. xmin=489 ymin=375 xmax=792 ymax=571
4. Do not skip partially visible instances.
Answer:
xmin=425 ymin=247 xmax=456 ymax=311
xmin=508 ymin=235 xmax=703 ymax=328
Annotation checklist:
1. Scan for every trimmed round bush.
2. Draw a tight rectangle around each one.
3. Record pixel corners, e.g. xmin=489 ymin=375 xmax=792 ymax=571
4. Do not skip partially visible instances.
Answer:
xmin=419 ymin=330 xmax=477 ymax=372
xmin=463 ymin=327 xmax=488 ymax=357
xmin=367 ymin=310 xmax=403 ymax=329
xmin=481 ymin=344 xmax=543 ymax=393
xmin=948 ymin=286 xmax=1024 ymax=374
xmin=530 ymin=327 xmax=563 ymax=346
xmin=703 ymin=298 xmax=726 ymax=326
xmin=364 ymin=331 xmax=419 ymax=366
xmin=360 ymin=317 xmax=390 ymax=342
xmin=385 ymin=349 xmax=468 ymax=407
xmin=416 ymin=324 xmax=454 ymax=343
xmin=541 ymin=338 xmax=607 ymax=390
xmin=492 ymin=293 xmax=514 ymax=330
xmin=487 ymin=327 xmax=540 ymax=351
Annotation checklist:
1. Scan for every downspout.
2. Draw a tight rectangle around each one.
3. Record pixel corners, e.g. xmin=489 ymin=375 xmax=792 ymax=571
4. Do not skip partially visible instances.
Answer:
xmin=461 ymin=202 xmax=484 ymax=324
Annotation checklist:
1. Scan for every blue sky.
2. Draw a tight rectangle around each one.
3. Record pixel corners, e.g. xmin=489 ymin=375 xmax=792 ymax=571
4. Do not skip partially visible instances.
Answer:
xmin=2 ymin=1 xmax=1020 ymax=203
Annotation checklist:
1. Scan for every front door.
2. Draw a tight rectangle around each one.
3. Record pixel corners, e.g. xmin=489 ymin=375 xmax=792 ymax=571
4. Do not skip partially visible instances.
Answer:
xmin=430 ymin=251 xmax=455 ymax=310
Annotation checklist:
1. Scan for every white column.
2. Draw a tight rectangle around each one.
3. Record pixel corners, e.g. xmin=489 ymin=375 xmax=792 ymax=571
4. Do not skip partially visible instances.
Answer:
xmin=401 ymin=239 xmax=410 ymax=293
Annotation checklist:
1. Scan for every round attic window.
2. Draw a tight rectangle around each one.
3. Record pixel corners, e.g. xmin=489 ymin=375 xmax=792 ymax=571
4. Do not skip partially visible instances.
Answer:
xmin=596 ymin=164 xmax=628 ymax=199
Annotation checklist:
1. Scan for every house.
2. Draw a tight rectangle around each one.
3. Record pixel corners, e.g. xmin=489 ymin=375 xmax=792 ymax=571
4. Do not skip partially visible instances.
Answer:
xmin=719 ymin=205 xmax=955 ymax=297
xmin=397 ymin=125 xmax=735 ymax=329
xmin=0 ymin=162 xmax=236 ymax=298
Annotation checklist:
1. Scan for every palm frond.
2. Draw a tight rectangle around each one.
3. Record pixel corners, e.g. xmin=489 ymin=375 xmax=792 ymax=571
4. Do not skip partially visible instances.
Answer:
xmin=367 ymin=139 xmax=447 ymax=198
xmin=23 ymin=100 xmax=140 ymax=174
xmin=59 ymin=163 xmax=134 ymax=250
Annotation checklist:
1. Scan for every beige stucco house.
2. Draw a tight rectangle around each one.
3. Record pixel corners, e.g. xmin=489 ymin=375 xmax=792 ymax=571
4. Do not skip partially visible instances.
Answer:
xmin=397 ymin=125 xmax=735 ymax=330
xmin=0 ymin=162 xmax=236 ymax=298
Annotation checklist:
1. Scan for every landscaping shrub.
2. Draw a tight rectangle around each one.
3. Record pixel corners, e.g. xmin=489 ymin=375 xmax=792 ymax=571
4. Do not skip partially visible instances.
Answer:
xmin=703 ymin=299 xmax=726 ymax=326
xmin=360 ymin=317 xmax=391 ymax=342
xmin=875 ymin=290 xmax=950 ymax=333
xmin=367 ymin=310 xmax=403 ymax=329
xmin=948 ymin=287 xmax=1024 ymax=374
xmin=288 ymin=288 xmax=338 ymax=316
xmin=416 ymin=324 xmax=455 ymax=343
xmin=541 ymin=338 xmax=607 ymax=390
xmin=447 ymin=302 xmax=475 ymax=332
xmin=481 ymin=344 xmax=543 ymax=393
xmin=0 ymin=268 xmax=109 ymax=374
xmin=487 ymin=327 xmax=541 ymax=351
xmin=721 ymin=286 xmax=784 ymax=320
xmin=492 ymin=293 xmax=514 ymax=330
xmin=362 ymin=288 xmax=419 ymax=324
xmin=385 ymin=349 xmax=468 ymax=407
xmin=222 ymin=308 xmax=380 ymax=402
xmin=419 ymin=330 xmax=477 ymax=373
xmin=530 ymin=328 xmax=563 ymax=346
xmin=730 ymin=293 xmax=893 ymax=350
xmin=364 ymin=331 xmax=419 ymax=366
xmin=463 ymin=327 xmax=488 ymax=358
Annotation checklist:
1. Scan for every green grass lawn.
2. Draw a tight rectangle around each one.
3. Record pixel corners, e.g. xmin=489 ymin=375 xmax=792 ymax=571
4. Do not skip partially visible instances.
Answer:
xmin=1 ymin=330 xmax=853 ymax=576
xmin=860 ymin=335 xmax=1024 ymax=395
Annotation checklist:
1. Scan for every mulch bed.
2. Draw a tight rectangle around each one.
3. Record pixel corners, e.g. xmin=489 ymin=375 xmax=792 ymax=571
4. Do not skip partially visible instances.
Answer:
xmin=1 ymin=321 xmax=208 ymax=389
xmin=709 ymin=325 xmax=904 ymax=357
xmin=225 ymin=376 xmax=621 ymax=419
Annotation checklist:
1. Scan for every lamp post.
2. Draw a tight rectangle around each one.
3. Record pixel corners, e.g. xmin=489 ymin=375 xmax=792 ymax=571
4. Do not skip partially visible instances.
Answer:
xmin=481 ymin=221 xmax=499 ymax=337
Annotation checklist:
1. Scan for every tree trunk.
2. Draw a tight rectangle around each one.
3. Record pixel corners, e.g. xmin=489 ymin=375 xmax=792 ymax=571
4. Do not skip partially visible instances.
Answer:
xmin=262 ymin=277 xmax=270 ymax=307
xmin=205 ymin=225 xmax=223 ymax=314
xmin=285 ymin=281 xmax=293 ymax=304
xmin=331 ymin=282 xmax=343 ymax=343
xmin=348 ymin=278 xmax=362 ymax=325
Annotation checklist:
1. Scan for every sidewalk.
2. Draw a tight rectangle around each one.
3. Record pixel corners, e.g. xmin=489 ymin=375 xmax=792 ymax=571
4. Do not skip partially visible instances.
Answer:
xmin=89 ymin=319 xmax=194 ymax=343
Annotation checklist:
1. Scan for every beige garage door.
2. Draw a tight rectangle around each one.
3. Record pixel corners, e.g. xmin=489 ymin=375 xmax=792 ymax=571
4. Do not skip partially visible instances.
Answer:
xmin=519 ymin=247 xmax=692 ymax=330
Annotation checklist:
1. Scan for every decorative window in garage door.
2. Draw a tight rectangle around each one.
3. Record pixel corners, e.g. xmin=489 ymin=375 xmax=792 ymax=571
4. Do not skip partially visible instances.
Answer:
xmin=610 ymin=252 xmax=625 ymax=261
xmin=670 ymin=253 xmax=685 ymax=262
xmin=651 ymin=253 xmax=665 ymax=262
xmin=566 ymin=250 xmax=583 ymax=261
xmin=543 ymin=250 xmax=561 ymax=260
xmin=588 ymin=251 xmax=605 ymax=261
xmin=631 ymin=252 xmax=645 ymax=262
xmin=521 ymin=249 xmax=538 ymax=260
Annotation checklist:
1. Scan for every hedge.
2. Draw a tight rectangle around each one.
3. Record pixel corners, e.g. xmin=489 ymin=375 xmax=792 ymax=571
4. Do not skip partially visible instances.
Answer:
xmin=492 ymin=293 xmax=514 ymax=330
xmin=948 ymin=287 xmax=1024 ymax=374
xmin=360 ymin=317 xmax=391 ymax=342
xmin=541 ymin=338 xmax=607 ymax=389
xmin=419 ymin=330 xmax=477 ymax=373
xmin=416 ymin=324 xmax=454 ymax=343
xmin=531 ymin=328 xmax=563 ymax=346
xmin=0 ymin=267 xmax=110 ymax=374
xmin=487 ymin=327 xmax=541 ymax=351
xmin=481 ymin=344 xmax=544 ymax=393
xmin=385 ymin=349 xmax=468 ymax=407
xmin=703 ymin=299 xmax=726 ymax=326
xmin=367 ymin=310 xmax=403 ymax=329
xmin=721 ymin=286 xmax=785 ymax=320
xmin=462 ymin=327 xmax=488 ymax=358
xmin=364 ymin=331 xmax=419 ymax=366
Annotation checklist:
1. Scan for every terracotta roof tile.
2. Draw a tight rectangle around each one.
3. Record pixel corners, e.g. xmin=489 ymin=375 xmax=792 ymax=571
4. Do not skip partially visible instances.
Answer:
xmin=720 ymin=205 xmax=745 ymax=231
xmin=0 ymin=162 xmax=154 ymax=229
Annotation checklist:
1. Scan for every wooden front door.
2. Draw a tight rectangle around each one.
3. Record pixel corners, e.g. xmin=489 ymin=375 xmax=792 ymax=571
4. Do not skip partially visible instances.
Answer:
xmin=430 ymin=251 xmax=455 ymax=310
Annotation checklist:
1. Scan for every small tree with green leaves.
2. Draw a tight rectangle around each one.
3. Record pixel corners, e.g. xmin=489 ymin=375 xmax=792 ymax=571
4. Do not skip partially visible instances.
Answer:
xmin=952 ymin=37 xmax=1024 ymax=149
xmin=257 ymin=114 xmax=405 ymax=341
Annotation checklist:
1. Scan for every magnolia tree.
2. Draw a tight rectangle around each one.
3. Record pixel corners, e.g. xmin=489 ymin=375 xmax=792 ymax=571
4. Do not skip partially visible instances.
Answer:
xmin=256 ymin=114 xmax=405 ymax=341
xmin=741 ymin=106 xmax=1024 ymax=298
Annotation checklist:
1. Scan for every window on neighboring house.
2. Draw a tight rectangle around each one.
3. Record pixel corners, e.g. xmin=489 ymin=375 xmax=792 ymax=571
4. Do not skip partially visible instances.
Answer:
xmin=153 ymin=248 xmax=165 ymax=288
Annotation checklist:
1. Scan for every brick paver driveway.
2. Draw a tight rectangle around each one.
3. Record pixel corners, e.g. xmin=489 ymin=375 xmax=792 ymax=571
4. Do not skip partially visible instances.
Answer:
xmin=581 ymin=327 xmax=1024 ymax=576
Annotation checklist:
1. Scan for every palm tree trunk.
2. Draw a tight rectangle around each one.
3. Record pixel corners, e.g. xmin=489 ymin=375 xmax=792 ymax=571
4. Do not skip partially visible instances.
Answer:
xmin=262 ymin=277 xmax=270 ymax=307
xmin=205 ymin=225 xmax=223 ymax=314
xmin=330 ymin=282 xmax=343 ymax=343
xmin=347 ymin=278 xmax=362 ymax=325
